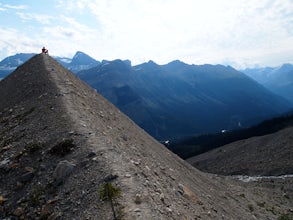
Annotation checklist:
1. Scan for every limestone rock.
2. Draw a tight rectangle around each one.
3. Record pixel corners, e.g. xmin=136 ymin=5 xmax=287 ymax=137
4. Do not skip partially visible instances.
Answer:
xmin=53 ymin=160 xmax=76 ymax=182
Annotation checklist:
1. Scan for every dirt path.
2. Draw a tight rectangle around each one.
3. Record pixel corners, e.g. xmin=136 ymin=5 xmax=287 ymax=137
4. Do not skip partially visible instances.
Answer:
xmin=43 ymin=54 xmax=159 ymax=218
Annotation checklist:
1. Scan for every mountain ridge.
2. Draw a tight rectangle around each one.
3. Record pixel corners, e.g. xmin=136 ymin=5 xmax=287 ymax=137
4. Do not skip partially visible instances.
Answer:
xmin=1 ymin=54 xmax=292 ymax=219
xmin=78 ymin=59 xmax=291 ymax=140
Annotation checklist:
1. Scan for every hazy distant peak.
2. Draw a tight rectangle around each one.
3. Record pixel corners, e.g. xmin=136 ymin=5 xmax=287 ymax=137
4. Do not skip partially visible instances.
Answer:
xmin=71 ymin=51 xmax=99 ymax=65
xmin=123 ymin=59 xmax=131 ymax=67
xmin=277 ymin=63 xmax=293 ymax=72
xmin=166 ymin=60 xmax=188 ymax=67
xmin=101 ymin=59 xmax=132 ymax=72
xmin=146 ymin=60 xmax=158 ymax=66
xmin=138 ymin=60 xmax=159 ymax=68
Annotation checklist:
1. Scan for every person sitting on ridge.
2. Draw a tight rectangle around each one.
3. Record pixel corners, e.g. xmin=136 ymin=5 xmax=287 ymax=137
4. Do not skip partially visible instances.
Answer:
xmin=41 ymin=46 xmax=48 ymax=54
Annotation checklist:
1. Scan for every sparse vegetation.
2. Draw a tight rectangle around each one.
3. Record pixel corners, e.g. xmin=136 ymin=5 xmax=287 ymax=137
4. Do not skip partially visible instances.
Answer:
xmin=248 ymin=204 xmax=254 ymax=212
xmin=0 ymin=117 xmax=9 ymax=125
xmin=49 ymin=138 xmax=75 ymax=156
xmin=267 ymin=206 xmax=278 ymax=215
xmin=25 ymin=141 xmax=42 ymax=153
xmin=30 ymin=185 xmax=45 ymax=206
xmin=12 ymin=141 xmax=43 ymax=160
xmin=99 ymin=182 xmax=123 ymax=220
xmin=278 ymin=213 xmax=293 ymax=220
xmin=256 ymin=201 xmax=266 ymax=207
xmin=239 ymin=193 xmax=245 ymax=198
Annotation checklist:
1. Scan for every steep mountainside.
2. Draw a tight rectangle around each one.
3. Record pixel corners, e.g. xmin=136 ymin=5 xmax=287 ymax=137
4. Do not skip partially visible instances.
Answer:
xmin=187 ymin=125 xmax=293 ymax=176
xmin=169 ymin=111 xmax=293 ymax=159
xmin=1 ymin=54 xmax=292 ymax=219
xmin=78 ymin=60 xmax=291 ymax=140
xmin=243 ymin=64 xmax=293 ymax=104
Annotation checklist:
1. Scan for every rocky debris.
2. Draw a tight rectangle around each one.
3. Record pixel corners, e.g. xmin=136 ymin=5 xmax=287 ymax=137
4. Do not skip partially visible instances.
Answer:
xmin=13 ymin=207 xmax=24 ymax=216
xmin=0 ymin=195 xmax=4 ymax=205
xmin=166 ymin=207 xmax=172 ymax=213
xmin=0 ymin=158 xmax=10 ymax=171
xmin=19 ymin=171 xmax=34 ymax=183
xmin=0 ymin=54 xmax=292 ymax=219
xmin=134 ymin=193 xmax=142 ymax=204
xmin=125 ymin=173 xmax=131 ymax=178
xmin=103 ymin=174 xmax=118 ymax=182
xmin=177 ymin=183 xmax=183 ymax=194
xmin=86 ymin=151 xmax=96 ymax=158
xmin=49 ymin=139 xmax=75 ymax=156
xmin=187 ymin=126 xmax=293 ymax=176
xmin=53 ymin=160 xmax=76 ymax=183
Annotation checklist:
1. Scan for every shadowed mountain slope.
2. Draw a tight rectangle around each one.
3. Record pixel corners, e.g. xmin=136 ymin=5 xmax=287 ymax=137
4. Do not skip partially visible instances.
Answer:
xmin=0 ymin=54 xmax=292 ymax=219
xmin=187 ymin=125 xmax=293 ymax=176
xmin=78 ymin=60 xmax=291 ymax=140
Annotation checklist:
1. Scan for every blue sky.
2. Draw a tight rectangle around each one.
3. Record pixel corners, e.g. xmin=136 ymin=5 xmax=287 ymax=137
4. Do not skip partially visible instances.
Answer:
xmin=0 ymin=0 xmax=293 ymax=68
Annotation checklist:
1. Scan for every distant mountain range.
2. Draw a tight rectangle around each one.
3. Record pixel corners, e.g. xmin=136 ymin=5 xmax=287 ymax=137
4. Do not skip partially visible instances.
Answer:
xmin=0 ymin=51 xmax=99 ymax=80
xmin=243 ymin=64 xmax=293 ymax=103
xmin=56 ymin=51 xmax=100 ymax=73
xmin=1 ymin=52 xmax=292 ymax=140
xmin=77 ymin=59 xmax=291 ymax=140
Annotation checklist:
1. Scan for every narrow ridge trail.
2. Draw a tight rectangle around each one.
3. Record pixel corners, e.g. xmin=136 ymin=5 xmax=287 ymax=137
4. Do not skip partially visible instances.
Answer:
xmin=42 ymin=54 xmax=236 ymax=219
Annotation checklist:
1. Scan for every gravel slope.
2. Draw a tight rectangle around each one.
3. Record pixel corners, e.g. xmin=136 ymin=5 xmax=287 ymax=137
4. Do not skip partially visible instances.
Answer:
xmin=0 ymin=54 xmax=292 ymax=219
xmin=187 ymin=126 xmax=293 ymax=176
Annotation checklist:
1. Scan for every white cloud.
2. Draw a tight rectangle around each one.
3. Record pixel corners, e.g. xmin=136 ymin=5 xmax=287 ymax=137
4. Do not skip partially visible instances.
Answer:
xmin=37 ymin=16 xmax=102 ymax=58
xmin=1 ymin=0 xmax=293 ymax=67
xmin=53 ymin=0 xmax=293 ymax=66
xmin=3 ymin=4 xmax=27 ymax=10
xmin=17 ymin=12 xmax=55 ymax=25
xmin=0 ymin=28 xmax=42 ymax=56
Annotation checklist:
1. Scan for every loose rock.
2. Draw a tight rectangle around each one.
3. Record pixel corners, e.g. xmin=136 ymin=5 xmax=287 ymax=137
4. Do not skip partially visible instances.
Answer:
xmin=0 ymin=195 xmax=4 ymax=205
xmin=53 ymin=160 xmax=76 ymax=183
xmin=19 ymin=171 xmax=34 ymax=183
xmin=135 ymin=194 xmax=142 ymax=204
xmin=13 ymin=207 xmax=24 ymax=216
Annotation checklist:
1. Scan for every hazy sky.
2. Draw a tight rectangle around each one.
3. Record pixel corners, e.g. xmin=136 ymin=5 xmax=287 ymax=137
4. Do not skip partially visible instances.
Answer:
xmin=0 ymin=0 xmax=293 ymax=68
